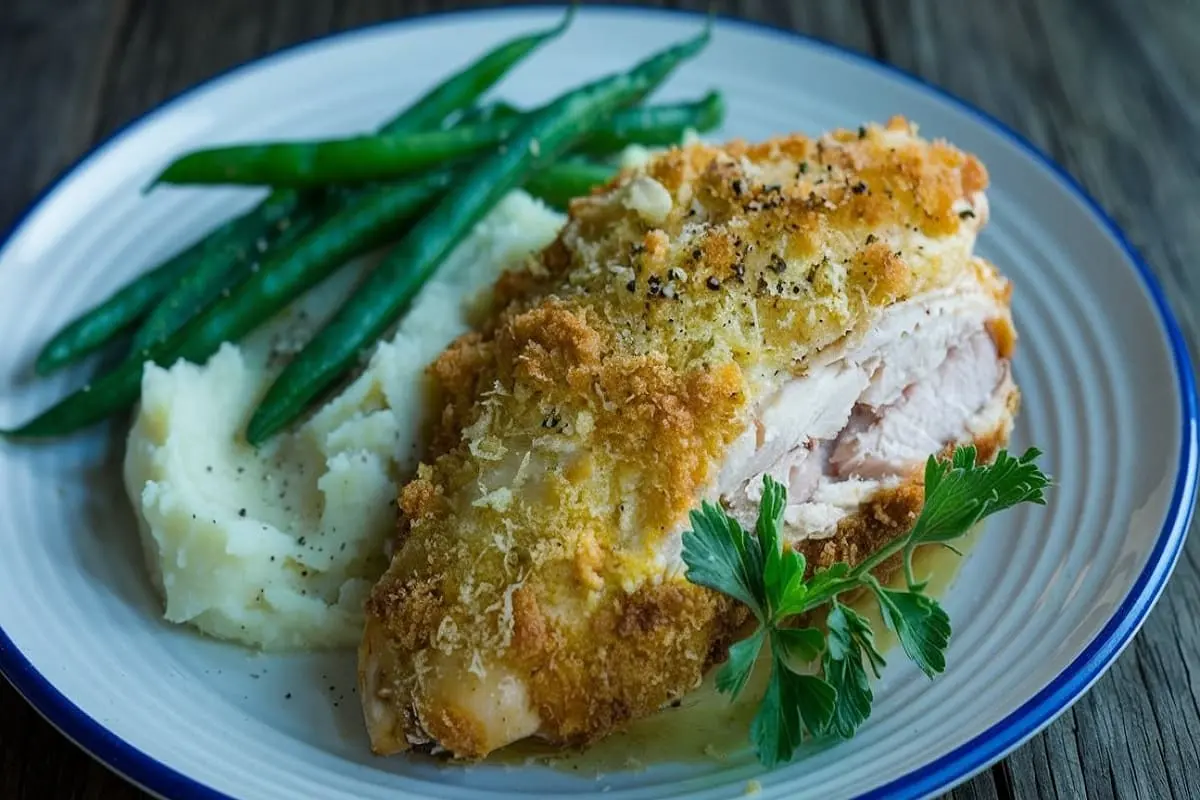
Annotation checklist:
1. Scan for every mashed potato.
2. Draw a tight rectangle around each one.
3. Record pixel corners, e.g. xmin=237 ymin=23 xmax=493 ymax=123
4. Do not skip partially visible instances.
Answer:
xmin=124 ymin=191 xmax=565 ymax=650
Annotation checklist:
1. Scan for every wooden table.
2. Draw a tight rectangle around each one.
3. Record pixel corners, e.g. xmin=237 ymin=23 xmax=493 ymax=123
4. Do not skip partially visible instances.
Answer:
xmin=3 ymin=1 xmax=1197 ymax=798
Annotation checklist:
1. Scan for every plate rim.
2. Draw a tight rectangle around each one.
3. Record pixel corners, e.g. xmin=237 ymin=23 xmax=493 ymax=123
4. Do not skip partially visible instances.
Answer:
xmin=0 ymin=5 xmax=1195 ymax=800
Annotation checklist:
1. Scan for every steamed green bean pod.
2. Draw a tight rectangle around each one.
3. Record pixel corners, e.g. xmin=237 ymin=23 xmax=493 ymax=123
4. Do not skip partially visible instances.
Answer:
xmin=244 ymin=24 xmax=712 ymax=444
xmin=33 ymin=11 xmax=573 ymax=373
xmin=524 ymin=160 xmax=617 ymax=209
xmin=1 ymin=160 xmax=611 ymax=438
xmin=127 ymin=193 xmax=326 ymax=354
xmin=152 ymin=92 xmax=724 ymax=188
xmin=129 ymin=12 xmax=573 ymax=354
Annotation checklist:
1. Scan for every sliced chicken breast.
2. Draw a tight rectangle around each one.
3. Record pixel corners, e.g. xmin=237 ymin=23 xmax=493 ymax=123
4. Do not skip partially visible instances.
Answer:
xmin=359 ymin=118 xmax=1018 ymax=759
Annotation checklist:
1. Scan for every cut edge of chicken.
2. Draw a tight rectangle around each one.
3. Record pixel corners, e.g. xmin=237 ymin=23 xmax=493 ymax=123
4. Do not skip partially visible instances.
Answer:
xmin=360 ymin=280 xmax=1020 ymax=761
xmin=701 ymin=272 xmax=1015 ymax=556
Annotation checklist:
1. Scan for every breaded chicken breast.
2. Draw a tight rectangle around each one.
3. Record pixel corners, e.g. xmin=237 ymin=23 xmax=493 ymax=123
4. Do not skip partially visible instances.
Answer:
xmin=359 ymin=117 xmax=1017 ymax=759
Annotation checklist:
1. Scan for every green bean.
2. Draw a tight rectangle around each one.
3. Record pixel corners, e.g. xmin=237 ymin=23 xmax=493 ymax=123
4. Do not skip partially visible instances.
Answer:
xmin=130 ymin=13 xmax=572 ymax=353
xmin=33 ymin=195 xmax=300 ymax=374
xmin=386 ymin=8 xmax=572 ymax=134
xmin=454 ymin=101 xmax=523 ymax=127
xmin=3 ymin=158 xmax=605 ymax=438
xmin=32 ymin=13 xmax=572 ymax=375
xmin=35 ymin=242 xmax=198 ymax=374
xmin=152 ymin=93 xmax=724 ymax=188
xmin=150 ymin=119 xmax=520 ymax=187
xmin=524 ymin=160 xmax=617 ymax=210
xmin=127 ymin=193 xmax=324 ymax=353
xmin=3 ymin=171 xmax=457 ymax=439
xmin=130 ymin=103 xmax=545 ymax=355
xmin=577 ymin=90 xmax=723 ymax=154
xmin=244 ymin=24 xmax=712 ymax=445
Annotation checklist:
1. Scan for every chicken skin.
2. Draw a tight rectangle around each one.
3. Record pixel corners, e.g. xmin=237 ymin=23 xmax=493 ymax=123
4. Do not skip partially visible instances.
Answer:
xmin=359 ymin=117 xmax=1017 ymax=759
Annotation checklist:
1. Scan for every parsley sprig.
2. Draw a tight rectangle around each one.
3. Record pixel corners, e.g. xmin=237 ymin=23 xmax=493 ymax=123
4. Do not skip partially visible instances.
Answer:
xmin=681 ymin=445 xmax=1050 ymax=767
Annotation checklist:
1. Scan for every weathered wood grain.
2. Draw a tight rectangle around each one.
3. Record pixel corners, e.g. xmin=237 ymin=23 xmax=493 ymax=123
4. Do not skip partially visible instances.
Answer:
xmin=1 ymin=1 xmax=1196 ymax=798
xmin=0 ymin=0 xmax=126 ymax=236
xmin=1 ymin=5 xmax=142 ymax=796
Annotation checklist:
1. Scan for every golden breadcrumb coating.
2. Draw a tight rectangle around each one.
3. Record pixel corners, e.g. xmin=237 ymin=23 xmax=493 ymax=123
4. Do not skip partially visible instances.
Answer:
xmin=360 ymin=118 xmax=1012 ymax=758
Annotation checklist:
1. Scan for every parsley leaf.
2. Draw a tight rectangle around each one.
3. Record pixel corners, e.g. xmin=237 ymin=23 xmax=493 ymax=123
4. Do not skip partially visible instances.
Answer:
xmin=680 ymin=445 xmax=1051 ymax=768
xmin=773 ymin=626 xmax=825 ymax=664
xmin=782 ymin=562 xmax=849 ymax=616
xmin=682 ymin=481 xmax=836 ymax=766
xmin=771 ymin=628 xmax=837 ymax=742
xmin=757 ymin=475 xmax=787 ymax=592
xmin=789 ymin=672 xmax=837 ymax=745
xmin=753 ymin=656 xmax=837 ymax=768
xmin=716 ymin=627 xmax=765 ymax=698
xmin=681 ymin=501 xmax=766 ymax=620
xmin=869 ymin=580 xmax=952 ymax=677
xmin=820 ymin=601 xmax=880 ymax=738
xmin=759 ymin=477 xmax=809 ymax=619
xmin=904 ymin=446 xmax=1050 ymax=589
xmin=751 ymin=657 xmax=804 ymax=768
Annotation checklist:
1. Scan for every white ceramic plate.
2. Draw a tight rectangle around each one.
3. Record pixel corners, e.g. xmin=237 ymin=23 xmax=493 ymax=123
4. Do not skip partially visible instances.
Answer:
xmin=0 ymin=6 xmax=1195 ymax=800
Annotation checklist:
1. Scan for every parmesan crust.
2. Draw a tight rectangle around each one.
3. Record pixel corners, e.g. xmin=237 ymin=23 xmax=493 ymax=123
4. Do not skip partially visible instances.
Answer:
xmin=359 ymin=119 xmax=1012 ymax=758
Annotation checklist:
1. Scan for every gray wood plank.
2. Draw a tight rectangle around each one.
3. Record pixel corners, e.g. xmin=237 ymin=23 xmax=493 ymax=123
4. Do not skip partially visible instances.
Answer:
xmin=0 ymin=0 xmax=129 ymax=232
xmin=0 ymin=3 xmax=144 ymax=796
xmin=325 ymin=0 xmax=879 ymax=56
xmin=91 ymin=1 xmax=272 ymax=141
xmin=951 ymin=770 xmax=1004 ymax=800
xmin=1002 ymin=708 xmax=1090 ymax=799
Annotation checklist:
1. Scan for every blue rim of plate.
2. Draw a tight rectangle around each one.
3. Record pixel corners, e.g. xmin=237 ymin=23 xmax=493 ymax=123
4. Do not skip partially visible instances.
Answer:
xmin=0 ymin=6 xmax=1194 ymax=800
